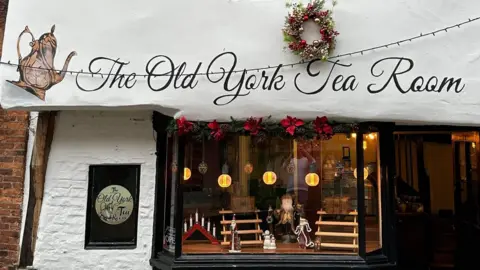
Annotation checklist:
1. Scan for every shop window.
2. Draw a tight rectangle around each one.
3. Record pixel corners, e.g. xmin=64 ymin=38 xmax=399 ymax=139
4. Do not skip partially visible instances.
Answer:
xmin=363 ymin=133 xmax=382 ymax=252
xmin=179 ymin=134 xmax=374 ymax=255
xmin=85 ymin=164 xmax=140 ymax=249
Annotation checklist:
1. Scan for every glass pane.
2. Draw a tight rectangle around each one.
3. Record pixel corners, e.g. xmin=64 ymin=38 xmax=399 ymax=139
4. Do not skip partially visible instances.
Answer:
xmin=162 ymin=136 xmax=178 ymax=254
xmin=181 ymin=134 xmax=359 ymax=255
xmin=363 ymin=133 xmax=382 ymax=252
xmin=470 ymin=142 xmax=478 ymax=203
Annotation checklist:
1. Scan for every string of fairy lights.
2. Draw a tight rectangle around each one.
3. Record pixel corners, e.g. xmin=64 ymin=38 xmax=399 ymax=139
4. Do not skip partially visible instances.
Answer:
xmin=1 ymin=16 xmax=479 ymax=78
xmin=155 ymin=16 xmax=480 ymax=186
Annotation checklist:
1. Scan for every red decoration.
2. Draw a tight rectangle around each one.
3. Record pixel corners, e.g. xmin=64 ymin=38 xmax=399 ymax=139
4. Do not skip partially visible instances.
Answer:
xmin=244 ymin=117 xmax=263 ymax=135
xmin=167 ymin=115 xmax=356 ymax=141
xmin=182 ymin=224 xmax=219 ymax=245
xmin=313 ymin=116 xmax=333 ymax=138
xmin=208 ymin=120 xmax=225 ymax=141
xmin=283 ymin=0 xmax=339 ymax=62
xmin=176 ymin=116 xmax=193 ymax=135
xmin=280 ymin=116 xmax=304 ymax=136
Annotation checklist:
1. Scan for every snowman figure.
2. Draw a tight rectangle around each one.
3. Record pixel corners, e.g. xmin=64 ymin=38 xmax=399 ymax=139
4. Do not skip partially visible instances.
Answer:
xmin=269 ymin=236 xmax=277 ymax=250
xmin=263 ymin=230 xmax=272 ymax=249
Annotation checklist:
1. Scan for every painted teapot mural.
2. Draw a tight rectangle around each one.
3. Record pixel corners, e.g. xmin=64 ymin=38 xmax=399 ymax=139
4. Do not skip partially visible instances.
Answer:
xmin=7 ymin=25 xmax=76 ymax=100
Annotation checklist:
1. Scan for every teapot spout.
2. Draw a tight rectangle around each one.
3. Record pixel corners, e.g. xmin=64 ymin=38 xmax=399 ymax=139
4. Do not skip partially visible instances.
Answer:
xmin=54 ymin=51 xmax=77 ymax=84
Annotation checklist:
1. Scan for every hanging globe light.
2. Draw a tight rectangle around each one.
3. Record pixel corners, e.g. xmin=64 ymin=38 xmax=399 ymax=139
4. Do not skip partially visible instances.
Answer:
xmin=305 ymin=163 xmax=320 ymax=187
xmin=286 ymin=161 xmax=295 ymax=174
xmin=244 ymin=162 xmax=254 ymax=174
xmin=263 ymin=171 xmax=277 ymax=185
xmin=354 ymin=167 xmax=369 ymax=180
xmin=184 ymin=167 xmax=192 ymax=181
xmin=198 ymin=161 xmax=208 ymax=175
xmin=218 ymin=163 xmax=232 ymax=188
xmin=262 ymin=162 xmax=277 ymax=185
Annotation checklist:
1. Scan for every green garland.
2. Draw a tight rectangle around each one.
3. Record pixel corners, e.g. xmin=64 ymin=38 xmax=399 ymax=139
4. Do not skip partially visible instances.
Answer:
xmin=166 ymin=115 xmax=358 ymax=142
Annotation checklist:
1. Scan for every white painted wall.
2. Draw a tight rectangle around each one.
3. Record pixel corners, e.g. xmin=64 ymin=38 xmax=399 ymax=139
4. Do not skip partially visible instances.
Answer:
xmin=32 ymin=110 xmax=156 ymax=270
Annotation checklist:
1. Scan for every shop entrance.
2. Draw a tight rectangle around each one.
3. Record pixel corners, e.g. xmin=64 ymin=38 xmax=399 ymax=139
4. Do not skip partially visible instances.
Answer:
xmin=394 ymin=131 xmax=480 ymax=270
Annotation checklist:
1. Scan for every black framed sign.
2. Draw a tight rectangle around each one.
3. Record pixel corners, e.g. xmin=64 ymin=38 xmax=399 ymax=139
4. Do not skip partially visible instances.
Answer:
xmin=85 ymin=164 xmax=141 ymax=249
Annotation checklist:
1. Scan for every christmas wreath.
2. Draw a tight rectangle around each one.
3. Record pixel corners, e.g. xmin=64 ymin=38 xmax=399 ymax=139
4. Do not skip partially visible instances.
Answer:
xmin=283 ymin=0 xmax=339 ymax=61
xmin=166 ymin=115 xmax=358 ymax=142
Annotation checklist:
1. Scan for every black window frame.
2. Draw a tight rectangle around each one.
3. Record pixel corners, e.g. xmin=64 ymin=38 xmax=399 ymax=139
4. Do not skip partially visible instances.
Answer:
xmin=150 ymin=112 xmax=396 ymax=269
xmin=84 ymin=164 xmax=141 ymax=249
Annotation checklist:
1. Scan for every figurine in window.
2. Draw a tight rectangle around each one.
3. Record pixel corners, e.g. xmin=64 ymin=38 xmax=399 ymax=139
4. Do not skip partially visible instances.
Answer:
xmin=229 ymin=214 xmax=241 ymax=253
xmin=294 ymin=203 xmax=305 ymax=227
xmin=274 ymin=194 xmax=296 ymax=243
xmin=263 ymin=230 xmax=272 ymax=249
xmin=294 ymin=217 xmax=314 ymax=249
xmin=266 ymin=205 xmax=274 ymax=233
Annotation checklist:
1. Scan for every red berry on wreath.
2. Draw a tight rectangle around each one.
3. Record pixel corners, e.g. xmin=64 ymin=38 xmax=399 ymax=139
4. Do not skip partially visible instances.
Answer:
xmin=289 ymin=16 xmax=295 ymax=24
xmin=301 ymin=40 xmax=307 ymax=45
xmin=303 ymin=15 xmax=309 ymax=21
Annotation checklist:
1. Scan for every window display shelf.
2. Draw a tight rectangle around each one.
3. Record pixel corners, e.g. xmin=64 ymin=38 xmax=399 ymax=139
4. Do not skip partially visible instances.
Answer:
xmin=219 ymin=209 xmax=263 ymax=247
xmin=220 ymin=219 xmax=262 ymax=225
xmin=315 ymin=210 xmax=359 ymax=252
xmin=220 ymin=240 xmax=264 ymax=246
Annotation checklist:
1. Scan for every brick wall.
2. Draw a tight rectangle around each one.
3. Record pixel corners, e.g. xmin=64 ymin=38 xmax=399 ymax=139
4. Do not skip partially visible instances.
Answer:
xmin=0 ymin=111 xmax=28 ymax=270
xmin=0 ymin=0 xmax=29 ymax=269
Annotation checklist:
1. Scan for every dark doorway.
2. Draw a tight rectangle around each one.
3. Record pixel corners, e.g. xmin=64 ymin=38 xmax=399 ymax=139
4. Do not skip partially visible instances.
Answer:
xmin=452 ymin=138 xmax=480 ymax=269
xmin=394 ymin=131 xmax=480 ymax=270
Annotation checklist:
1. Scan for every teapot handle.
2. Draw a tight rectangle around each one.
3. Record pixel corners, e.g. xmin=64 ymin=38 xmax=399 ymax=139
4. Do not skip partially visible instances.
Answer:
xmin=16 ymin=26 xmax=35 ymax=61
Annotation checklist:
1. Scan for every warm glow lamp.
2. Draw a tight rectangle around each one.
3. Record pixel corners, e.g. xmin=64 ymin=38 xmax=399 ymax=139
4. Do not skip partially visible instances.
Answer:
xmin=305 ymin=163 xmax=320 ymax=187
xmin=184 ymin=167 xmax=192 ymax=181
xmin=351 ymin=133 xmax=357 ymax=138
xmin=218 ymin=163 xmax=232 ymax=188
xmin=363 ymin=141 xmax=367 ymax=150
xmin=262 ymin=162 xmax=277 ymax=185
xmin=263 ymin=171 xmax=277 ymax=185
xmin=354 ymin=167 xmax=369 ymax=180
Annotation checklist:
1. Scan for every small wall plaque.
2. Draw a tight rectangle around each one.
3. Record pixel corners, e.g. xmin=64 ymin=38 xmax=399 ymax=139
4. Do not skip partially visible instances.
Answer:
xmin=85 ymin=165 xmax=140 ymax=249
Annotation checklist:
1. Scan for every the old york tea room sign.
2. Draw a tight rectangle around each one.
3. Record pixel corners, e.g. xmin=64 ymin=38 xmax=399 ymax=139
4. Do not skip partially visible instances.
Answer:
xmin=95 ymin=185 xmax=134 ymax=225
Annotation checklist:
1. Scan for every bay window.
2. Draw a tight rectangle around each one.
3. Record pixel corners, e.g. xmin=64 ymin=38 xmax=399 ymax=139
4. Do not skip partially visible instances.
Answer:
xmin=152 ymin=113 xmax=395 ymax=269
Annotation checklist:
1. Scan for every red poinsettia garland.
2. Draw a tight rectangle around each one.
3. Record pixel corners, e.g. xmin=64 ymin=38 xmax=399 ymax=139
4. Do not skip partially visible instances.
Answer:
xmin=176 ymin=116 xmax=193 ymax=135
xmin=207 ymin=120 xmax=226 ymax=141
xmin=280 ymin=116 xmax=305 ymax=136
xmin=166 ymin=115 xmax=346 ymax=141
xmin=313 ymin=116 xmax=333 ymax=139
xmin=243 ymin=117 xmax=263 ymax=135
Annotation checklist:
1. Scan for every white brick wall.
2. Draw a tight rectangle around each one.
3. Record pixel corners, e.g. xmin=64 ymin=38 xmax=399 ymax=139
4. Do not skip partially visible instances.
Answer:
xmin=32 ymin=111 xmax=156 ymax=270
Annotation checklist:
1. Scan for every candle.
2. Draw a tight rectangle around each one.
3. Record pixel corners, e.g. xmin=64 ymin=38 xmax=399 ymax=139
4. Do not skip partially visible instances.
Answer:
xmin=189 ymin=214 xmax=193 ymax=227
xmin=201 ymin=214 xmax=205 ymax=227
xmin=207 ymin=219 xmax=211 ymax=232
xmin=213 ymin=224 xmax=216 ymax=237
xmin=184 ymin=219 xmax=187 ymax=232
xmin=195 ymin=209 xmax=199 ymax=223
